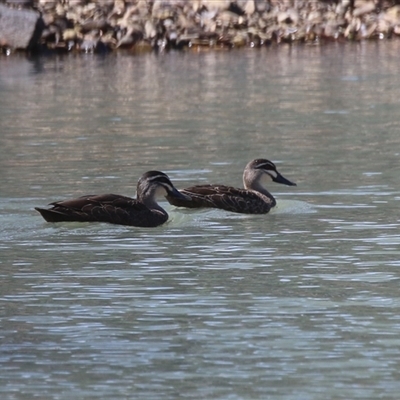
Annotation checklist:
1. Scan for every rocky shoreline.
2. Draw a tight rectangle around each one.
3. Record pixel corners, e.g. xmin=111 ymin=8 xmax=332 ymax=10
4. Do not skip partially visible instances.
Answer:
xmin=1 ymin=0 xmax=400 ymax=54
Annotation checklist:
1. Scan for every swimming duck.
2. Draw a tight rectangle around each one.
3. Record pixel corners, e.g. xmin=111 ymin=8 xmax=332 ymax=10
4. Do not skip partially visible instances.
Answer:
xmin=35 ymin=171 xmax=188 ymax=227
xmin=166 ymin=159 xmax=296 ymax=214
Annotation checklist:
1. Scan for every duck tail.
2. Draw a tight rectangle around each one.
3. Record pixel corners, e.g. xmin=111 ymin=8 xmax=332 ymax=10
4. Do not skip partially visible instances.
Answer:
xmin=35 ymin=207 xmax=70 ymax=223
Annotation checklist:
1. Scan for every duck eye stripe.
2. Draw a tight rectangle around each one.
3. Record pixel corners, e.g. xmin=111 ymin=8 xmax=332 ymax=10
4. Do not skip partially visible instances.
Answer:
xmin=257 ymin=162 xmax=275 ymax=170
xmin=149 ymin=175 xmax=169 ymax=182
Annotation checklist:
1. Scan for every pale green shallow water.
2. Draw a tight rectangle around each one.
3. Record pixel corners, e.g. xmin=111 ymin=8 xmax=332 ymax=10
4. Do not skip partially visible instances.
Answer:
xmin=1 ymin=41 xmax=400 ymax=399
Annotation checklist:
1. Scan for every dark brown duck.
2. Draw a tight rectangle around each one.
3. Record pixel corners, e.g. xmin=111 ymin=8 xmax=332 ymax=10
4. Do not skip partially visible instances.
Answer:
xmin=35 ymin=171 xmax=188 ymax=227
xmin=167 ymin=159 xmax=296 ymax=214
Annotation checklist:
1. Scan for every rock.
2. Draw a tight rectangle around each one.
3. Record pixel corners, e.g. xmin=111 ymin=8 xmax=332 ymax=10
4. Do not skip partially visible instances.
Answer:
xmin=353 ymin=1 xmax=375 ymax=18
xmin=217 ymin=11 xmax=240 ymax=27
xmin=254 ymin=0 xmax=270 ymax=13
xmin=244 ymin=0 xmax=255 ymax=17
xmin=393 ymin=24 xmax=400 ymax=36
xmin=0 ymin=4 xmax=44 ymax=50
xmin=1 ymin=0 xmax=399 ymax=54
xmin=5 ymin=0 xmax=34 ymax=6
xmin=144 ymin=20 xmax=157 ymax=40
xmin=383 ymin=6 xmax=400 ymax=25
xmin=202 ymin=0 xmax=231 ymax=12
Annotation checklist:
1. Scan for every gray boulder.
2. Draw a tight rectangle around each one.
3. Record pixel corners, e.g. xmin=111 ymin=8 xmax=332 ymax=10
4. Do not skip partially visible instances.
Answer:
xmin=0 ymin=4 xmax=44 ymax=50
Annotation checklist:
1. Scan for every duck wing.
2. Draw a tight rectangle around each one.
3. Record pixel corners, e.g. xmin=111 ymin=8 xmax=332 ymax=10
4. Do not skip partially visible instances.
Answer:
xmin=35 ymin=194 xmax=167 ymax=227
xmin=167 ymin=185 xmax=272 ymax=214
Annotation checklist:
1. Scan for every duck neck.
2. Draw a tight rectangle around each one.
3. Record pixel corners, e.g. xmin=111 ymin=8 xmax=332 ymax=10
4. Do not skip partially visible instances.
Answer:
xmin=244 ymin=175 xmax=276 ymax=207
xmin=137 ymin=187 xmax=167 ymax=214
xmin=143 ymin=198 xmax=165 ymax=212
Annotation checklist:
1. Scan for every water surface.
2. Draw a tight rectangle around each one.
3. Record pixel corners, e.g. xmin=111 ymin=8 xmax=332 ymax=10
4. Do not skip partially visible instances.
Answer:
xmin=1 ymin=42 xmax=400 ymax=399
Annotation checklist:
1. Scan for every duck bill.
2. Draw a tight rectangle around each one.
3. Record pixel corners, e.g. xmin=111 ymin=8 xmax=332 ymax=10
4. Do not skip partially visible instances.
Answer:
xmin=273 ymin=172 xmax=297 ymax=186
xmin=168 ymin=187 xmax=191 ymax=200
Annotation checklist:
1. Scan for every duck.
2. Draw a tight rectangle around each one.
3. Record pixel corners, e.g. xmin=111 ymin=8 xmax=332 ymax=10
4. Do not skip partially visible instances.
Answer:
xmin=166 ymin=159 xmax=296 ymax=214
xmin=35 ymin=171 xmax=189 ymax=227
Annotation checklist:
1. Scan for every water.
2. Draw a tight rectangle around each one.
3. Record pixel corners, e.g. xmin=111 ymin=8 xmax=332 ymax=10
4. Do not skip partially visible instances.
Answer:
xmin=1 ymin=41 xmax=400 ymax=399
